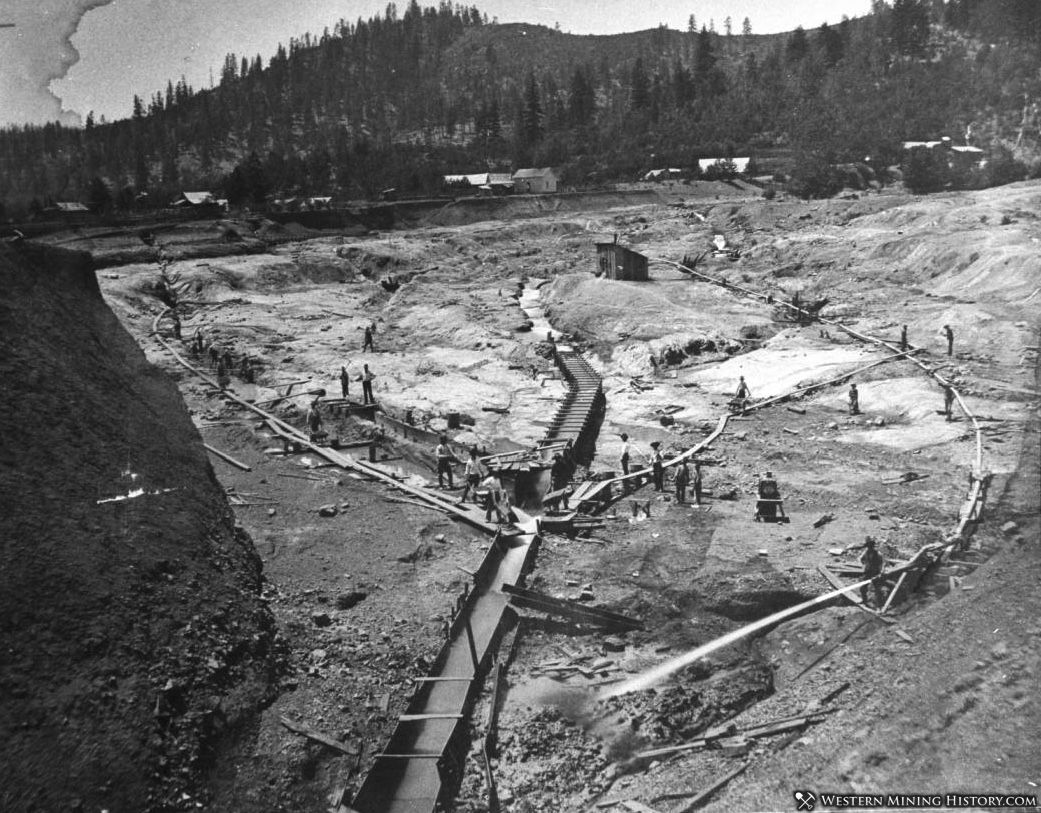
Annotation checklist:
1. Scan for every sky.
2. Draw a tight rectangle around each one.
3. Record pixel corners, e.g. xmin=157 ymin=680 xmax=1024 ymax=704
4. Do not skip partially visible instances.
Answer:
xmin=0 ymin=0 xmax=871 ymax=128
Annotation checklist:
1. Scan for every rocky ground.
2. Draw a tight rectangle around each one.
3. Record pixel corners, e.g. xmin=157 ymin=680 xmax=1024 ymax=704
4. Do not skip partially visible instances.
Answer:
xmin=41 ymin=179 xmax=1040 ymax=811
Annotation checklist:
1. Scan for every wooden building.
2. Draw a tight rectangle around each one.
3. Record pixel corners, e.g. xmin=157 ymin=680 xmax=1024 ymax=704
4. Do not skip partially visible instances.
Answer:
xmin=596 ymin=240 xmax=648 ymax=282
xmin=512 ymin=167 xmax=558 ymax=194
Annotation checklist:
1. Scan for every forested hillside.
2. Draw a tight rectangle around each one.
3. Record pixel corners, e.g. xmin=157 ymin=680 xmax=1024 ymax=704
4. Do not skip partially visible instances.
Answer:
xmin=2 ymin=0 xmax=1041 ymax=216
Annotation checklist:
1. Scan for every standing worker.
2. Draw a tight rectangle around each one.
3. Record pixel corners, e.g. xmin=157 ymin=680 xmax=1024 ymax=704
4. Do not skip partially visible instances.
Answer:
xmin=550 ymin=453 xmax=569 ymax=493
xmin=362 ymin=323 xmax=375 ymax=352
xmin=216 ymin=356 xmax=230 ymax=389
xmin=674 ymin=458 xmax=690 ymax=504
xmin=460 ymin=447 xmax=485 ymax=503
xmin=693 ymin=463 xmax=704 ymax=505
xmin=845 ymin=536 xmax=886 ymax=607
xmin=848 ymin=382 xmax=860 ymax=415
xmin=306 ymin=398 xmax=324 ymax=440
xmin=435 ymin=435 xmax=457 ymax=490
xmin=482 ymin=473 xmax=509 ymax=525
xmin=339 ymin=365 xmax=350 ymax=398
xmin=361 ymin=364 xmax=375 ymax=405
xmin=900 ymin=324 xmax=909 ymax=351
xmin=619 ymin=433 xmax=633 ymax=477
xmin=943 ymin=383 xmax=955 ymax=421
xmin=943 ymin=324 xmax=954 ymax=357
xmin=649 ymin=441 xmax=664 ymax=492
xmin=734 ymin=375 xmax=752 ymax=411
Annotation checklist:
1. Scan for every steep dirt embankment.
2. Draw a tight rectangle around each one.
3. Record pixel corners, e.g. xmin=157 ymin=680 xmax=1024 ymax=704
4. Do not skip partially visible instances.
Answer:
xmin=416 ymin=188 xmax=694 ymax=228
xmin=0 ymin=243 xmax=281 ymax=812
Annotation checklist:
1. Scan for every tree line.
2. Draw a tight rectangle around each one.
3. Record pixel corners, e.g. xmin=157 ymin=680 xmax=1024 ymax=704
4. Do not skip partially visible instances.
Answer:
xmin=2 ymin=0 xmax=1041 ymax=219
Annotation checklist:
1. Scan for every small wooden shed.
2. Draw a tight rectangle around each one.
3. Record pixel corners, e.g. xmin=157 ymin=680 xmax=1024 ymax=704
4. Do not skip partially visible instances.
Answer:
xmin=595 ymin=241 xmax=648 ymax=282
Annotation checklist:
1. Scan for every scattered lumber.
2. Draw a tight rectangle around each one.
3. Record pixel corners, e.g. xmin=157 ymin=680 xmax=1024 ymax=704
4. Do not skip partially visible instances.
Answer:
xmin=676 ymin=762 xmax=748 ymax=812
xmin=882 ymin=472 xmax=930 ymax=485
xmin=280 ymin=715 xmax=359 ymax=756
xmin=817 ymin=566 xmax=895 ymax=624
xmin=203 ymin=443 xmax=251 ymax=471
xmin=634 ymin=710 xmax=833 ymax=760
xmin=813 ymin=514 xmax=834 ymax=529
xmin=786 ymin=405 xmax=806 ymax=414
xmin=894 ymin=629 xmax=914 ymax=644
xmin=501 ymin=584 xmax=643 ymax=631
xmin=276 ymin=471 xmax=325 ymax=482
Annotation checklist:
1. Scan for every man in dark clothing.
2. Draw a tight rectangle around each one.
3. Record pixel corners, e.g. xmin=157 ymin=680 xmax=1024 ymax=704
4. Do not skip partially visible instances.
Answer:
xmin=550 ymin=453 xmax=569 ymax=492
xmin=733 ymin=376 xmax=752 ymax=412
xmin=362 ymin=324 xmax=375 ymax=352
xmin=674 ymin=459 xmax=690 ymax=504
xmin=693 ymin=463 xmax=703 ymax=505
xmin=435 ymin=435 xmax=456 ymax=489
xmin=900 ymin=324 xmax=908 ymax=351
xmin=846 ymin=536 xmax=886 ymax=607
xmin=650 ymin=441 xmax=664 ymax=492
xmin=943 ymin=324 xmax=954 ymax=357
xmin=306 ymin=399 xmax=324 ymax=440
xmin=943 ymin=384 xmax=955 ymax=421
xmin=340 ymin=365 xmax=350 ymax=398
xmin=216 ymin=357 xmax=230 ymax=389
xmin=849 ymin=382 xmax=860 ymax=415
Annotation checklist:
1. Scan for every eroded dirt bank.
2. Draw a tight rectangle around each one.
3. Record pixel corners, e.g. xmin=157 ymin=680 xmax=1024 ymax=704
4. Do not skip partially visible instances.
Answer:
xmin=0 ymin=243 xmax=282 ymax=812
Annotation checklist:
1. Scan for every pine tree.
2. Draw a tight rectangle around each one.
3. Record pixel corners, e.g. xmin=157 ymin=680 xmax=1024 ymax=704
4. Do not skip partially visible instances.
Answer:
xmin=630 ymin=57 xmax=650 ymax=110
xmin=787 ymin=26 xmax=809 ymax=63
xmin=522 ymin=72 xmax=543 ymax=147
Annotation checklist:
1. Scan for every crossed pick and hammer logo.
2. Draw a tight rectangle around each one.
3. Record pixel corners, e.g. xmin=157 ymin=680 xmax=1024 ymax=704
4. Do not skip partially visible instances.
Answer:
xmin=794 ymin=790 xmax=817 ymax=811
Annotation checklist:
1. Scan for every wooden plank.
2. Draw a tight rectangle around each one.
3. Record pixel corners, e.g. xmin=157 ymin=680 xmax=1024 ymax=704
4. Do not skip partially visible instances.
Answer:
xmin=203 ymin=443 xmax=252 ymax=471
xmin=412 ymin=676 xmax=472 ymax=683
xmin=881 ymin=572 xmax=908 ymax=613
xmin=507 ymin=593 xmax=639 ymax=630
xmin=501 ymin=583 xmax=643 ymax=629
xmin=818 ymin=565 xmax=863 ymax=604
xmin=280 ymin=716 xmax=359 ymax=756
xmin=398 ymin=713 xmax=464 ymax=721
xmin=622 ymin=801 xmax=664 ymax=813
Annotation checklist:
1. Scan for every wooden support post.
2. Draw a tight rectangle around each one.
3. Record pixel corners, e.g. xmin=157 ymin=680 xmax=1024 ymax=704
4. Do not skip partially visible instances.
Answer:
xmin=881 ymin=571 xmax=908 ymax=614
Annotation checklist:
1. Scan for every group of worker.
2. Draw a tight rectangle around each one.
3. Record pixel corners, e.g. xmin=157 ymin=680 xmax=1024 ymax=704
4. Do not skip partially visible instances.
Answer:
xmin=339 ymin=363 xmax=377 ymax=405
xmin=898 ymin=322 xmax=956 ymax=357
xmin=619 ymin=433 xmax=704 ymax=504
xmin=188 ymin=330 xmax=255 ymax=386
xmin=435 ymin=438 xmax=512 ymax=524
